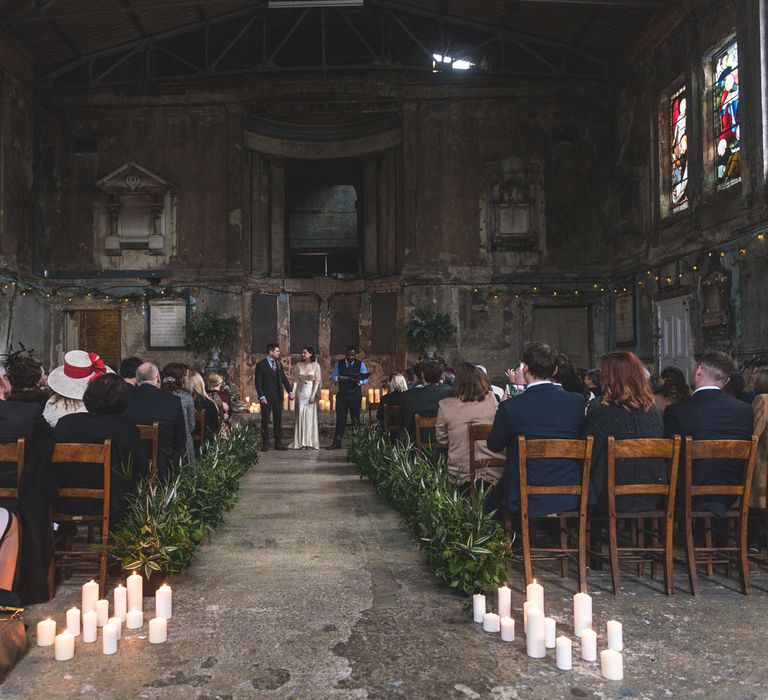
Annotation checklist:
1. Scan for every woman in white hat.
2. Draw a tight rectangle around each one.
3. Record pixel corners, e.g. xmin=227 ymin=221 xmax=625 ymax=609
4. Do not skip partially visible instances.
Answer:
xmin=44 ymin=350 xmax=110 ymax=428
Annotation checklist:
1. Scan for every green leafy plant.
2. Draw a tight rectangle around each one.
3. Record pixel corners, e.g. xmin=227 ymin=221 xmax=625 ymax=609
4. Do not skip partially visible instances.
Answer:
xmin=403 ymin=306 xmax=455 ymax=358
xmin=184 ymin=310 xmax=238 ymax=359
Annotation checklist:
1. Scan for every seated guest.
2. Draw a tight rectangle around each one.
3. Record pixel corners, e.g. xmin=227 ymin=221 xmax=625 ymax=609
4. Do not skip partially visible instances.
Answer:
xmin=584 ymin=368 xmax=602 ymax=401
xmin=376 ymin=373 xmax=408 ymax=432
xmin=724 ymin=372 xmax=751 ymax=403
xmin=476 ymin=365 xmax=504 ymax=403
xmin=188 ymin=370 xmax=220 ymax=448
xmin=435 ymin=363 xmax=504 ymax=485
xmin=0 ymin=507 xmax=19 ymax=593
xmin=122 ymin=363 xmax=186 ymax=478
xmin=555 ymin=353 xmax=587 ymax=400
xmin=119 ymin=356 xmax=143 ymax=388
xmin=503 ymin=363 xmax=527 ymax=400
xmin=584 ymin=352 xmax=666 ymax=512
xmin=487 ymin=342 xmax=591 ymax=516
xmin=207 ymin=372 xmax=231 ymax=433
xmin=399 ymin=361 xmax=452 ymax=443
xmin=42 ymin=350 xmax=104 ymax=427
xmin=53 ymin=374 xmax=149 ymax=527
xmin=654 ymin=366 xmax=691 ymax=414
xmin=664 ymin=351 xmax=753 ymax=517
xmin=749 ymin=368 xmax=768 ymax=512
xmin=161 ymin=363 xmax=196 ymax=464
xmin=6 ymin=355 xmax=49 ymax=407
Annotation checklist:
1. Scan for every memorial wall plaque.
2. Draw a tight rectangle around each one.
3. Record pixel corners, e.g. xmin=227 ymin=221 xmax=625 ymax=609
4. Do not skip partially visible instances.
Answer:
xmin=149 ymin=300 xmax=187 ymax=349
xmin=372 ymin=292 xmax=397 ymax=354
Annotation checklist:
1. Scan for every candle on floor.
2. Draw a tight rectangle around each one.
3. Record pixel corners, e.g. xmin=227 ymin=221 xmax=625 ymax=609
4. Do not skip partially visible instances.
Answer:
xmin=497 ymin=584 xmax=511 ymax=618
xmin=82 ymin=610 xmax=98 ymax=643
xmin=156 ymin=583 xmax=173 ymax=619
xmin=66 ymin=607 xmax=80 ymax=636
xmin=81 ymin=579 xmax=99 ymax=614
xmin=126 ymin=609 xmax=143 ymax=629
xmin=500 ymin=616 xmax=515 ymax=642
xmin=245 ymin=396 xmax=250 ymax=404
xmin=601 ymin=649 xmax=624 ymax=680
xmin=36 ymin=618 xmax=56 ymax=647
xmin=321 ymin=389 xmax=330 ymax=402
xmin=289 ymin=398 xmax=296 ymax=411
xmin=607 ymin=620 xmax=623 ymax=651
xmin=127 ymin=572 xmax=143 ymax=612
xmin=102 ymin=622 xmax=118 ymax=655
xmin=96 ymin=599 xmax=109 ymax=627
xmin=523 ymin=600 xmax=538 ymax=634
xmin=255 ymin=402 xmax=261 ymax=414
xmin=108 ymin=617 xmax=122 ymax=640
xmin=544 ymin=617 xmax=556 ymax=648
xmin=472 ymin=593 xmax=486 ymax=623
xmin=482 ymin=612 xmax=500 ymax=633
xmin=361 ymin=397 xmax=367 ymax=410
xmin=526 ymin=607 xmax=546 ymax=658
xmin=368 ymin=388 xmax=374 ymax=404
xmin=148 ymin=617 xmax=167 ymax=644
xmin=54 ymin=631 xmax=75 ymax=661
xmin=573 ymin=592 xmax=592 ymax=637
xmin=580 ymin=628 xmax=597 ymax=661
xmin=556 ymin=636 xmax=572 ymax=670
xmin=526 ymin=579 xmax=544 ymax=612
xmin=374 ymin=389 xmax=381 ymax=404
xmin=331 ymin=395 xmax=336 ymax=411
xmin=282 ymin=392 xmax=289 ymax=411
xmin=114 ymin=584 xmax=127 ymax=621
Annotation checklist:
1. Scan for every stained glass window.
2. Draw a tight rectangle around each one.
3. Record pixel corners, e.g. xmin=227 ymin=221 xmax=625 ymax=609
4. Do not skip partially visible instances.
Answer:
xmin=714 ymin=41 xmax=740 ymax=189
xmin=670 ymin=86 xmax=688 ymax=210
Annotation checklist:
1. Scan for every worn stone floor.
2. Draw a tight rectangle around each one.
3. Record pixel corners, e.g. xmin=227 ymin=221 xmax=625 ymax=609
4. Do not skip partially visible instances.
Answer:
xmin=4 ymin=449 xmax=768 ymax=699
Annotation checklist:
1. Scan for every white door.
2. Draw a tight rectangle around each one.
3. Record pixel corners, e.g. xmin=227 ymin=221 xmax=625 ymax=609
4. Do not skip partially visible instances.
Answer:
xmin=657 ymin=295 xmax=692 ymax=381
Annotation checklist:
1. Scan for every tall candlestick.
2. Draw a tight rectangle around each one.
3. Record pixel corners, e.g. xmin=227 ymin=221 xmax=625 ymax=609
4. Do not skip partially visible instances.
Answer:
xmin=96 ymin=599 xmax=109 ymax=627
xmin=573 ymin=592 xmax=592 ymax=637
xmin=544 ymin=617 xmax=556 ymax=648
xmin=500 ymin=616 xmax=515 ymax=642
xmin=126 ymin=609 xmax=143 ymax=629
xmin=66 ymin=607 xmax=80 ymax=636
xmin=36 ymin=618 xmax=56 ymax=647
xmin=607 ymin=620 xmax=623 ymax=651
xmin=482 ymin=612 xmax=500 ymax=633
xmin=556 ymin=636 xmax=572 ymax=670
xmin=526 ymin=608 xmax=546 ymax=658
xmin=108 ymin=617 xmax=123 ymax=640
xmin=114 ymin=584 xmax=127 ymax=621
xmin=526 ymin=580 xmax=544 ymax=612
xmin=601 ymin=649 xmax=624 ymax=680
xmin=54 ymin=631 xmax=75 ymax=661
xmin=82 ymin=610 xmax=98 ymax=643
xmin=127 ymin=572 xmax=143 ymax=612
xmin=497 ymin=585 xmax=512 ymax=618
xmin=81 ymin=580 xmax=99 ymax=614
xmin=472 ymin=593 xmax=486 ymax=623
xmin=156 ymin=583 xmax=173 ymax=619
xmin=149 ymin=617 xmax=168 ymax=644
xmin=580 ymin=628 xmax=597 ymax=661
xmin=102 ymin=622 xmax=118 ymax=655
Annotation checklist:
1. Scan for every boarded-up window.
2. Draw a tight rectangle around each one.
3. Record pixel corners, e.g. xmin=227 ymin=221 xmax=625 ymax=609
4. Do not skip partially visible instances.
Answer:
xmin=331 ymin=295 xmax=360 ymax=354
xmin=371 ymin=292 xmax=397 ymax=354
xmin=79 ymin=310 xmax=121 ymax=370
xmin=290 ymin=295 xmax=319 ymax=354
xmin=251 ymin=294 xmax=278 ymax=353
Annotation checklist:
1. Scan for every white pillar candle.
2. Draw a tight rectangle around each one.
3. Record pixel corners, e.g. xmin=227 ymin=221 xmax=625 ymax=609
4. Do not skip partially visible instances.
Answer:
xmin=148 ymin=617 xmax=167 ymax=644
xmin=81 ymin=579 xmax=99 ymax=614
xmin=54 ymin=631 xmax=75 ymax=661
xmin=108 ymin=617 xmax=122 ymax=640
xmin=556 ymin=636 xmax=572 ymax=670
xmin=482 ymin=612 xmax=500 ymax=633
xmin=580 ymin=628 xmax=597 ymax=661
xmin=374 ymin=389 xmax=381 ymax=404
xmin=544 ymin=617 xmax=556 ymax=648
xmin=523 ymin=600 xmax=538 ymax=633
xmin=255 ymin=402 xmax=261 ymax=414
xmin=361 ymin=397 xmax=367 ymax=410
xmin=114 ymin=584 xmax=127 ymax=621
xmin=601 ymin=649 xmax=624 ymax=680
xmin=472 ymin=593 xmax=486 ymax=623
xmin=500 ymin=616 xmax=515 ymax=642
xmin=127 ymin=572 xmax=143 ymax=612
xmin=526 ymin=579 xmax=544 ymax=612
xmin=368 ymin=388 xmax=374 ymax=404
xmin=66 ymin=607 xmax=80 ymax=636
xmin=607 ymin=620 xmax=623 ymax=651
xmin=156 ymin=583 xmax=173 ymax=619
xmin=126 ymin=609 xmax=144 ymax=629
xmin=36 ymin=618 xmax=56 ymax=647
xmin=526 ymin=607 xmax=546 ymax=658
xmin=82 ymin=610 xmax=98 ymax=643
xmin=573 ymin=592 xmax=592 ymax=637
xmin=497 ymin=585 xmax=512 ymax=618
xmin=102 ymin=622 xmax=118 ymax=655
xmin=96 ymin=599 xmax=109 ymax=627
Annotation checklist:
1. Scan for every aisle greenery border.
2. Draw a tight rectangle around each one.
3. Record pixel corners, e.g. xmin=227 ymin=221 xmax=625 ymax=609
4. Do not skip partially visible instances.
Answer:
xmin=347 ymin=428 xmax=512 ymax=596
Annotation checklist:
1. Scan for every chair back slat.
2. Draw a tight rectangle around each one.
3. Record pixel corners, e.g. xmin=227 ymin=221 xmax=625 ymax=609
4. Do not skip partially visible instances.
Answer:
xmin=0 ymin=439 xmax=25 ymax=500
xmin=414 ymin=415 xmax=438 ymax=451
xmin=137 ymin=422 xmax=160 ymax=477
xmin=468 ymin=423 xmax=504 ymax=489
xmin=524 ymin=438 xmax=592 ymax=460
xmin=384 ymin=405 xmax=401 ymax=437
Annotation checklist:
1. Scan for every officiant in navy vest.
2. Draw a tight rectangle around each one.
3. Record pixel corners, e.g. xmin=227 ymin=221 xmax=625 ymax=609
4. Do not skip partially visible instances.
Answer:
xmin=255 ymin=343 xmax=294 ymax=452
xmin=328 ymin=345 xmax=368 ymax=449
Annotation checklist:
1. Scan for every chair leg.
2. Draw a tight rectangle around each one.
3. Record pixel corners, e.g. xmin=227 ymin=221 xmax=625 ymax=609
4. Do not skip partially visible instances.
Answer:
xmin=739 ymin=514 xmax=752 ymax=596
xmin=608 ymin=513 xmax=621 ymax=596
xmin=650 ymin=517 xmax=660 ymax=581
xmin=559 ymin=517 xmax=569 ymax=579
xmin=686 ymin=514 xmax=700 ymax=596
xmin=578 ymin=521 xmax=588 ymax=594
xmin=663 ymin=517 xmax=675 ymax=596
xmin=521 ymin=512 xmax=533 ymax=587
xmin=704 ymin=517 xmax=714 ymax=578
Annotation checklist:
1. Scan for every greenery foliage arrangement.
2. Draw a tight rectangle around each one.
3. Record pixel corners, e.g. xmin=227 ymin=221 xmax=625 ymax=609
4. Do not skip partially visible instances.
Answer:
xmin=109 ymin=426 xmax=259 ymax=580
xmin=403 ymin=306 xmax=455 ymax=357
xmin=184 ymin=309 xmax=239 ymax=358
xmin=347 ymin=428 xmax=512 ymax=596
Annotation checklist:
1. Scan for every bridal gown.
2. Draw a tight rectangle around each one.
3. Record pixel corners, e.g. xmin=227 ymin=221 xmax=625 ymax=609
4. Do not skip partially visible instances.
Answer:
xmin=291 ymin=362 xmax=321 ymax=449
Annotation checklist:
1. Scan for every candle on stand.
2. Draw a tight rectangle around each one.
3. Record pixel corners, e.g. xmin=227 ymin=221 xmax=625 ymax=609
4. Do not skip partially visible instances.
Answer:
xmin=108 ymin=617 xmax=122 ymax=640
xmin=102 ymin=622 xmax=118 ymax=655
xmin=580 ymin=628 xmax=597 ymax=661
xmin=472 ymin=593 xmax=486 ymax=623
xmin=321 ymin=389 xmax=330 ymax=402
xmin=497 ymin=584 xmax=512 ymax=618
xmin=500 ymin=616 xmax=515 ymax=642
xmin=114 ymin=584 xmax=127 ymax=621
xmin=482 ymin=612 xmax=500 ymax=633
xmin=523 ymin=600 xmax=538 ymax=634
xmin=66 ymin=607 xmax=80 ymax=636
xmin=526 ymin=579 xmax=544 ymax=612
xmin=149 ymin=617 xmax=168 ymax=644
xmin=82 ymin=579 xmax=99 ymax=614
xmin=600 ymin=649 xmax=624 ymax=680
xmin=126 ymin=609 xmax=144 ymax=629
xmin=374 ymin=389 xmax=381 ymax=404
xmin=573 ymin=592 xmax=592 ymax=637
xmin=526 ymin=607 xmax=546 ymax=658
xmin=54 ymin=631 xmax=75 ymax=661
xmin=127 ymin=572 xmax=143 ymax=611
xmin=368 ymin=388 xmax=374 ymax=404
xmin=156 ymin=583 xmax=173 ymax=619
xmin=544 ymin=617 xmax=556 ymax=648
xmin=36 ymin=618 xmax=56 ymax=646
xmin=607 ymin=620 xmax=623 ymax=651
xmin=96 ymin=599 xmax=109 ymax=627
xmin=556 ymin=636 xmax=572 ymax=670
xmin=82 ymin=610 xmax=98 ymax=643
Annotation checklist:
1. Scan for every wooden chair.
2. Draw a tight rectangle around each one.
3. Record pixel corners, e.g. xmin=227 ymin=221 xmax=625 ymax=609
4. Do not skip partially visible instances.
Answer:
xmin=683 ymin=436 xmax=758 ymax=596
xmin=194 ymin=409 xmax=206 ymax=452
xmin=383 ymin=404 xmax=401 ymax=439
xmin=605 ymin=436 xmax=681 ymax=595
xmin=517 ymin=436 xmax=594 ymax=592
xmin=51 ymin=440 xmax=112 ymax=595
xmin=468 ymin=424 xmax=504 ymax=494
xmin=414 ymin=414 xmax=438 ymax=453
xmin=0 ymin=439 xmax=25 ymax=501
xmin=137 ymin=423 xmax=159 ymax=478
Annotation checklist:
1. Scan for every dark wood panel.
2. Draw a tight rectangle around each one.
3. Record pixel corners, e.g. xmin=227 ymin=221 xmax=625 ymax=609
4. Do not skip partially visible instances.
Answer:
xmin=251 ymin=294 xmax=278 ymax=353
xmin=290 ymin=295 xmax=319 ymax=354
xmin=331 ymin=295 xmax=360 ymax=355
xmin=371 ymin=292 xmax=397 ymax=354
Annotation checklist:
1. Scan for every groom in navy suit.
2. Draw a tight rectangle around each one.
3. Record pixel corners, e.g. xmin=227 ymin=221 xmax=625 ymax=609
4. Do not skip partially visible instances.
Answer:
xmin=487 ymin=341 xmax=589 ymax=517
xmin=255 ymin=343 xmax=294 ymax=451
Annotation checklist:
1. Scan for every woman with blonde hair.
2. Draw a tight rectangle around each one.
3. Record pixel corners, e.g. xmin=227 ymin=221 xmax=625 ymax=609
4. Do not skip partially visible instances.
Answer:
xmin=188 ymin=370 xmax=220 ymax=447
xmin=207 ymin=372 xmax=231 ymax=433
xmin=376 ymin=372 xmax=408 ymax=435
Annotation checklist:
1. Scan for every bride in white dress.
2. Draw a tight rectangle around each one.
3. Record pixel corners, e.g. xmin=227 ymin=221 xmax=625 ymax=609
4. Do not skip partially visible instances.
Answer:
xmin=291 ymin=346 xmax=322 ymax=449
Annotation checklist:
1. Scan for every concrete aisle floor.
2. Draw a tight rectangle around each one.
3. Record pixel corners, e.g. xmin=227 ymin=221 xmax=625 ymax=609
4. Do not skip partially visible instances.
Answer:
xmin=5 ymin=449 xmax=768 ymax=699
